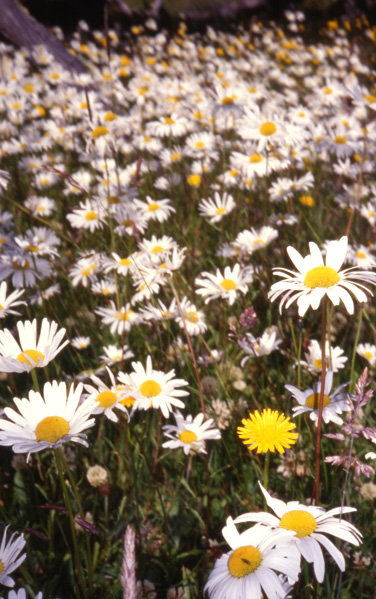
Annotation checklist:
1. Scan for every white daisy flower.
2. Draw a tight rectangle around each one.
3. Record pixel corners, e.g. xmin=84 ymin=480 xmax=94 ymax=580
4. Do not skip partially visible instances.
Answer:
xmin=195 ymin=264 xmax=252 ymax=306
xmin=285 ymin=371 xmax=351 ymax=426
xmin=0 ymin=318 xmax=69 ymax=373
xmin=356 ymin=343 xmax=376 ymax=367
xmin=99 ymin=344 xmax=134 ymax=365
xmin=269 ymin=236 xmax=376 ymax=316
xmin=233 ymin=226 xmax=278 ymax=256
xmin=0 ymin=282 xmax=26 ymax=319
xmin=198 ymin=192 xmax=236 ymax=224
xmin=204 ymin=517 xmax=300 ymax=599
xmin=84 ymin=367 xmax=129 ymax=423
xmin=234 ymin=482 xmax=362 ymax=583
xmin=174 ymin=297 xmax=207 ymax=336
xmin=121 ymin=355 xmax=189 ymax=418
xmin=301 ymin=340 xmax=347 ymax=373
xmin=71 ymin=336 xmax=91 ymax=350
xmin=239 ymin=329 xmax=282 ymax=366
xmin=0 ymin=526 xmax=26 ymax=588
xmin=67 ymin=199 xmax=106 ymax=232
xmin=162 ymin=412 xmax=221 ymax=455
xmin=95 ymin=301 xmax=142 ymax=335
xmin=0 ymin=381 xmax=97 ymax=458
xmin=134 ymin=196 xmax=175 ymax=223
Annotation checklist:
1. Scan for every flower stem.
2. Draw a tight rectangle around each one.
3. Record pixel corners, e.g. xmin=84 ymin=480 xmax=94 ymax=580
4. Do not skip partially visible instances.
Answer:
xmin=349 ymin=308 xmax=363 ymax=393
xmin=263 ymin=451 xmax=270 ymax=498
xmin=55 ymin=448 xmax=87 ymax=599
xmin=314 ymin=299 xmax=327 ymax=505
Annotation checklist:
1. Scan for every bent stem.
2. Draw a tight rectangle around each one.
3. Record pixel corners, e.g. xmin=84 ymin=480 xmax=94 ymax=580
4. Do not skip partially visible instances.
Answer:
xmin=314 ymin=299 xmax=327 ymax=506
xmin=55 ymin=448 xmax=88 ymax=599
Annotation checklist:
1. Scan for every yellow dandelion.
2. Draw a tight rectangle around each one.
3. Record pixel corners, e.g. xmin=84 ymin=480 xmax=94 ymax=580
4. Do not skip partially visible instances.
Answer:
xmin=237 ymin=409 xmax=298 ymax=453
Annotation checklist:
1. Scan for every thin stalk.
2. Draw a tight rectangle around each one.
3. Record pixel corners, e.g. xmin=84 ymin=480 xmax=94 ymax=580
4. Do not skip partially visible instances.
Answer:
xmin=55 ymin=448 xmax=87 ymax=599
xmin=314 ymin=299 xmax=327 ymax=506
xmin=349 ymin=308 xmax=363 ymax=393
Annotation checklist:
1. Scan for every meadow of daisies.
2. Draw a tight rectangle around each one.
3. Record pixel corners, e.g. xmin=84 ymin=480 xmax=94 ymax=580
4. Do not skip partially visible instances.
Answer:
xmin=0 ymin=8 xmax=375 ymax=599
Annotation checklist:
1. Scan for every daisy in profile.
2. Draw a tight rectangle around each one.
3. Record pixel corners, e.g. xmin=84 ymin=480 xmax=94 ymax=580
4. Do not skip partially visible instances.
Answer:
xmin=99 ymin=344 xmax=134 ymax=365
xmin=269 ymin=236 xmax=376 ymax=316
xmin=239 ymin=328 xmax=282 ymax=366
xmin=285 ymin=371 xmax=351 ymax=425
xmin=204 ymin=517 xmax=300 ymax=599
xmin=237 ymin=409 xmax=298 ymax=453
xmin=0 ymin=381 xmax=97 ymax=459
xmin=234 ymin=482 xmax=362 ymax=583
xmin=0 ymin=318 xmax=69 ymax=373
xmin=174 ymin=297 xmax=207 ymax=336
xmin=0 ymin=282 xmax=25 ymax=318
xmin=134 ymin=196 xmax=176 ymax=223
xmin=198 ymin=192 xmax=236 ymax=224
xmin=71 ymin=336 xmax=91 ymax=350
xmin=0 ymin=526 xmax=26 ymax=587
xmin=162 ymin=412 xmax=221 ymax=455
xmin=195 ymin=264 xmax=252 ymax=306
xmin=84 ymin=367 xmax=129 ymax=423
xmin=121 ymin=355 xmax=189 ymax=418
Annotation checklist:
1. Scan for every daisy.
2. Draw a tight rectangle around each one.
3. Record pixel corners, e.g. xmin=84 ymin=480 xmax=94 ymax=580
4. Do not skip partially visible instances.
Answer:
xmin=146 ymin=113 xmax=189 ymax=138
xmin=346 ymin=244 xmax=376 ymax=270
xmin=95 ymin=301 xmax=142 ymax=335
xmin=300 ymin=340 xmax=347 ymax=373
xmin=285 ymin=371 xmax=351 ymax=425
xmin=67 ymin=199 xmax=106 ymax=232
xmin=204 ymin=517 xmax=300 ymax=599
xmin=233 ymin=226 xmax=278 ymax=256
xmin=0 ymin=282 xmax=25 ymax=318
xmin=134 ymin=196 xmax=175 ymax=223
xmin=0 ymin=380 xmax=97 ymax=458
xmin=239 ymin=329 xmax=282 ymax=366
xmin=71 ymin=336 xmax=91 ymax=350
xmin=162 ymin=412 xmax=221 ymax=455
xmin=237 ymin=409 xmax=298 ymax=454
xmin=268 ymin=236 xmax=376 ymax=316
xmin=356 ymin=343 xmax=376 ymax=367
xmin=234 ymin=482 xmax=362 ymax=583
xmin=121 ymin=355 xmax=189 ymax=418
xmin=0 ymin=252 xmax=51 ymax=288
xmin=84 ymin=367 xmax=129 ymax=423
xmin=195 ymin=264 xmax=251 ymax=306
xmin=0 ymin=526 xmax=26 ymax=588
xmin=99 ymin=344 xmax=134 ymax=365
xmin=0 ymin=318 xmax=69 ymax=373
xmin=174 ymin=297 xmax=207 ymax=336
xmin=198 ymin=192 xmax=236 ymax=224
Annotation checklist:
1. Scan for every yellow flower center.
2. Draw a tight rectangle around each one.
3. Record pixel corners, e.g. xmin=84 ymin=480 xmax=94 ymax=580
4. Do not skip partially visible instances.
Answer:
xmin=221 ymin=96 xmax=235 ymax=105
xmin=364 ymin=351 xmax=373 ymax=360
xmin=24 ymin=84 xmax=35 ymax=93
xmin=139 ymin=380 xmax=162 ymax=397
xmin=119 ymin=310 xmax=132 ymax=321
xmin=228 ymin=546 xmax=262 ymax=577
xmin=0 ymin=559 xmax=3 ymax=573
xmin=229 ymin=169 xmax=239 ymax=176
xmin=104 ymin=112 xmax=117 ymax=121
xmin=220 ymin=279 xmax=237 ymax=291
xmin=151 ymin=245 xmax=164 ymax=253
xmin=259 ymin=121 xmax=277 ymax=136
xmin=85 ymin=211 xmax=98 ymax=221
xmin=216 ymin=207 xmax=226 ymax=215
xmin=107 ymin=195 xmax=120 ymax=205
xmin=24 ymin=244 xmax=39 ymax=253
xmin=323 ymin=87 xmax=333 ymax=95
xmin=171 ymin=152 xmax=181 ymax=162
xmin=17 ymin=349 xmax=44 ymax=366
xmin=313 ymin=359 xmax=322 ymax=370
xmin=364 ymin=94 xmax=376 ymax=103
xmin=81 ymin=268 xmax=91 ymax=276
xmin=97 ymin=390 xmax=117 ymax=408
xmin=164 ymin=117 xmax=175 ymax=125
xmin=91 ymin=126 xmax=109 ymax=139
xmin=304 ymin=266 xmax=340 ymax=288
xmin=249 ymin=154 xmax=263 ymax=163
xmin=279 ymin=510 xmax=317 ymax=538
xmin=305 ymin=393 xmax=331 ymax=409
xmin=148 ymin=203 xmax=160 ymax=211
xmin=35 ymin=415 xmax=69 ymax=444
xmin=179 ymin=430 xmax=198 ymax=443
xmin=187 ymin=174 xmax=201 ymax=187
xmin=356 ymin=251 xmax=366 ymax=259
xmin=120 ymin=395 xmax=136 ymax=407
xmin=195 ymin=141 xmax=205 ymax=149
xmin=119 ymin=258 xmax=132 ymax=266
xmin=186 ymin=311 xmax=198 ymax=323
xmin=334 ymin=135 xmax=346 ymax=144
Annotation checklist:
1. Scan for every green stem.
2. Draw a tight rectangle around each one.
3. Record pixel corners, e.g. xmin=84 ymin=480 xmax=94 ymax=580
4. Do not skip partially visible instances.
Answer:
xmin=349 ymin=308 xmax=363 ymax=393
xmin=263 ymin=452 xmax=270 ymax=508
xmin=55 ymin=448 xmax=87 ymax=599
xmin=314 ymin=299 xmax=327 ymax=506
xmin=30 ymin=367 xmax=40 ymax=393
